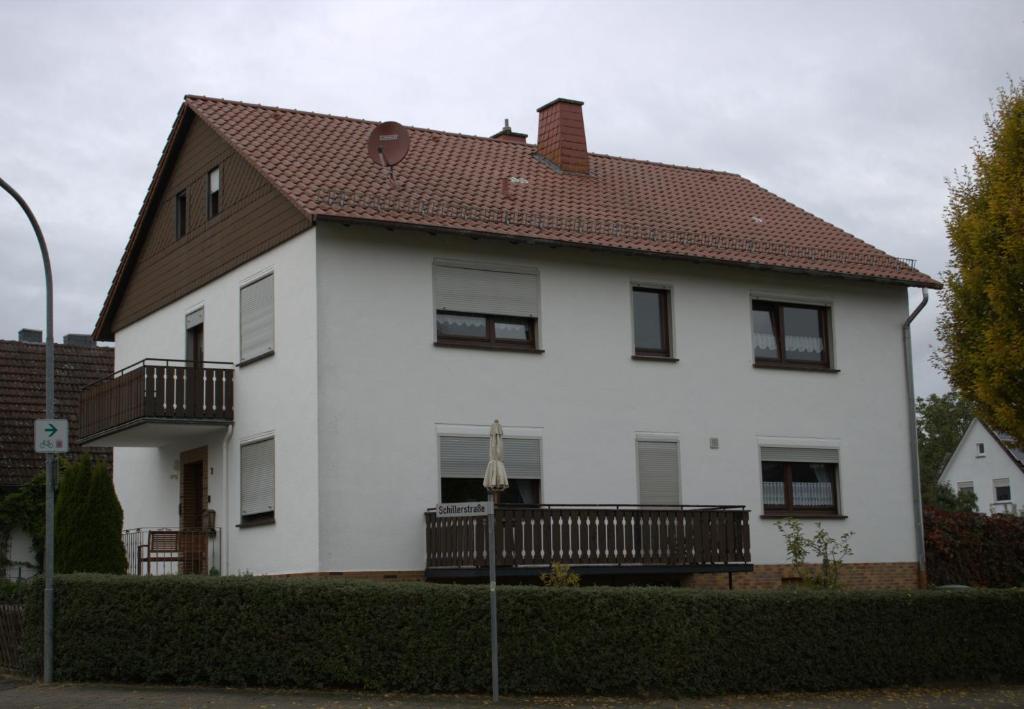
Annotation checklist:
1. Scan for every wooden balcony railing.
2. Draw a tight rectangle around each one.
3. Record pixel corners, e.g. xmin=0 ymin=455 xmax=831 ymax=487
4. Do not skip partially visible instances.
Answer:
xmin=425 ymin=504 xmax=751 ymax=572
xmin=79 ymin=359 xmax=234 ymax=442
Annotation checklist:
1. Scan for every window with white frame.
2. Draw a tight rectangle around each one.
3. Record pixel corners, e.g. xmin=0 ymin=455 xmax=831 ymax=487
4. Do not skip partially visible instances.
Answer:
xmin=994 ymin=478 xmax=1012 ymax=502
xmin=240 ymin=273 xmax=274 ymax=364
xmin=760 ymin=446 xmax=839 ymax=514
xmin=433 ymin=260 xmax=540 ymax=351
xmin=636 ymin=437 xmax=680 ymax=505
xmin=240 ymin=437 xmax=275 ymax=524
xmin=438 ymin=434 xmax=541 ymax=504
xmin=957 ymin=480 xmax=975 ymax=496
xmin=976 ymin=442 xmax=986 ymax=456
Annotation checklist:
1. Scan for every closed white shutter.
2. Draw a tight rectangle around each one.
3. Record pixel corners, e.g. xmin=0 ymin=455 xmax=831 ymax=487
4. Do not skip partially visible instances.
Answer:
xmin=240 ymin=274 xmax=274 ymax=362
xmin=637 ymin=439 xmax=680 ymax=505
xmin=240 ymin=437 xmax=275 ymax=516
xmin=439 ymin=435 xmax=542 ymax=479
xmin=760 ymin=447 xmax=839 ymax=464
xmin=434 ymin=262 xmax=539 ymax=318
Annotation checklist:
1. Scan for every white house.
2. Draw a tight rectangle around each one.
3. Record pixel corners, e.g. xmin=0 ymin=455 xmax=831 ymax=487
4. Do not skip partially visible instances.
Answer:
xmin=938 ymin=418 xmax=1024 ymax=516
xmin=80 ymin=96 xmax=940 ymax=589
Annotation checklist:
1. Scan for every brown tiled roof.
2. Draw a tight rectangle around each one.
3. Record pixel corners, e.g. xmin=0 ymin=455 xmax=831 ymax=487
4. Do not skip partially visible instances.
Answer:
xmin=95 ymin=95 xmax=939 ymax=338
xmin=0 ymin=341 xmax=113 ymax=489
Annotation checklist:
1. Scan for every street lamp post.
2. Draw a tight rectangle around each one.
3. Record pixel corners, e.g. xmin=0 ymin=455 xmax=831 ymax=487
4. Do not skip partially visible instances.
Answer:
xmin=0 ymin=176 xmax=56 ymax=683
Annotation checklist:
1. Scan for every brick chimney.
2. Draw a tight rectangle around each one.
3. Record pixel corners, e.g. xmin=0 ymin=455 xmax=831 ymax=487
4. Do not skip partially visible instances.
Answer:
xmin=18 ymin=328 xmax=42 ymax=344
xmin=536 ymin=98 xmax=589 ymax=174
xmin=491 ymin=119 xmax=527 ymax=144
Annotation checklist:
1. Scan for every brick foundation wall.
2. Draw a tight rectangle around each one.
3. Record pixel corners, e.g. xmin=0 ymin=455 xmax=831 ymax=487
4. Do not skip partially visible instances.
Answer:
xmin=273 ymin=563 xmax=919 ymax=589
xmin=681 ymin=562 xmax=920 ymax=590
xmin=272 ymin=570 xmax=425 ymax=582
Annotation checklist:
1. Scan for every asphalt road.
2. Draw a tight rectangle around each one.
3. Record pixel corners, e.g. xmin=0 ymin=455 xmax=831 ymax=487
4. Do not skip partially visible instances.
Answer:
xmin=2 ymin=678 xmax=1024 ymax=709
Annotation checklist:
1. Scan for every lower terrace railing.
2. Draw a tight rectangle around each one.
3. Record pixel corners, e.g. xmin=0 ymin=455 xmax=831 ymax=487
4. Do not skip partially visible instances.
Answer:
xmin=80 ymin=359 xmax=234 ymax=441
xmin=123 ymin=527 xmax=222 ymax=576
xmin=425 ymin=504 xmax=751 ymax=571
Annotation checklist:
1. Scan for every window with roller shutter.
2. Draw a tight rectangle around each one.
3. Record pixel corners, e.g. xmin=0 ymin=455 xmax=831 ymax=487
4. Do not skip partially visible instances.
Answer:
xmin=636 ymin=438 xmax=680 ymax=506
xmin=433 ymin=259 xmax=540 ymax=351
xmin=760 ymin=446 xmax=840 ymax=515
xmin=240 ymin=437 xmax=275 ymax=524
xmin=438 ymin=434 xmax=542 ymax=504
xmin=240 ymin=273 xmax=274 ymax=364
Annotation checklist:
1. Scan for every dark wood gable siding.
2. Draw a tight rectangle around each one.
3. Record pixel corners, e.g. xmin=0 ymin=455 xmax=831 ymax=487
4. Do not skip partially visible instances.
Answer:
xmin=110 ymin=117 xmax=309 ymax=334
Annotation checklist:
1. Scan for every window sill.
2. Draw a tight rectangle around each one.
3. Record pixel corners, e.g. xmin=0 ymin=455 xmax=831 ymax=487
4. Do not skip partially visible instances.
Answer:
xmin=238 ymin=350 xmax=274 ymax=368
xmin=632 ymin=354 xmax=678 ymax=363
xmin=760 ymin=511 xmax=848 ymax=520
xmin=753 ymin=361 xmax=839 ymax=373
xmin=237 ymin=515 xmax=275 ymax=528
xmin=434 ymin=342 xmax=544 ymax=354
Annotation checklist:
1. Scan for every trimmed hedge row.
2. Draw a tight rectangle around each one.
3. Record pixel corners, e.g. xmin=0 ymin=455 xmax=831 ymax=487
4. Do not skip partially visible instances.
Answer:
xmin=925 ymin=507 xmax=1024 ymax=587
xmin=20 ymin=575 xmax=1024 ymax=696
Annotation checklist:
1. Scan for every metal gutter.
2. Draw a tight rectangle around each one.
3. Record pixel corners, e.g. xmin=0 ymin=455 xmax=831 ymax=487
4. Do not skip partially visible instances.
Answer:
xmin=903 ymin=287 xmax=930 ymax=588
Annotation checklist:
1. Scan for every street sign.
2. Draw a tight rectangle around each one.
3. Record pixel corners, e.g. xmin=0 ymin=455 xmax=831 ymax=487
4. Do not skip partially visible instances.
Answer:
xmin=34 ymin=419 xmax=69 ymax=453
xmin=436 ymin=500 xmax=493 ymax=518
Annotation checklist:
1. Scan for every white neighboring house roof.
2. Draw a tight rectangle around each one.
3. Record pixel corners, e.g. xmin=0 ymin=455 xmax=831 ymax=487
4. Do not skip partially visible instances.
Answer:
xmin=937 ymin=417 xmax=1024 ymax=486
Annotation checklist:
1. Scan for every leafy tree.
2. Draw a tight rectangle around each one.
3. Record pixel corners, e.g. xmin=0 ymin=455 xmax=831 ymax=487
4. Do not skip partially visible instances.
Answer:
xmin=916 ymin=392 xmax=974 ymax=505
xmin=935 ymin=79 xmax=1024 ymax=447
xmin=932 ymin=482 xmax=979 ymax=514
xmin=55 ymin=455 xmax=126 ymax=574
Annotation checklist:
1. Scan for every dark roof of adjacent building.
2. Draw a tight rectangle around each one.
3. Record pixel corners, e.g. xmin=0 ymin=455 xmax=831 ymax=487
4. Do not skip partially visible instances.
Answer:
xmin=0 ymin=340 xmax=114 ymax=490
xmin=980 ymin=420 xmax=1024 ymax=474
xmin=95 ymin=95 xmax=940 ymax=339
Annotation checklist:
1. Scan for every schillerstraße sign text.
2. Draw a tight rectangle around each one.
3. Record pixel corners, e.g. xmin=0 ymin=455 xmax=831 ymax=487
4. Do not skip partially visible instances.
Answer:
xmin=436 ymin=501 xmax=493 ymax=518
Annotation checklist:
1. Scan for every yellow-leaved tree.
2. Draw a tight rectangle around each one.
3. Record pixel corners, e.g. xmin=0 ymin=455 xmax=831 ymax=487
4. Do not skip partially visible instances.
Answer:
xmin=936 ymin=79 xmax=1024 ymax=446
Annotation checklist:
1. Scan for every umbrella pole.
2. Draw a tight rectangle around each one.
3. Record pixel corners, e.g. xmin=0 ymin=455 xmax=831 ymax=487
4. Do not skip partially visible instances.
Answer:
xmin=488 ymin=491 xmax=499 ymax=703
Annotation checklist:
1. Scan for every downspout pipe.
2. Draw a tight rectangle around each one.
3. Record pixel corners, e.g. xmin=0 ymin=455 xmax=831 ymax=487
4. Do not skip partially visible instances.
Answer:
xmin=903 ymin=287 xmax=930 ymax=588
xmin=222 ymin=424 xmax=234 ymax=574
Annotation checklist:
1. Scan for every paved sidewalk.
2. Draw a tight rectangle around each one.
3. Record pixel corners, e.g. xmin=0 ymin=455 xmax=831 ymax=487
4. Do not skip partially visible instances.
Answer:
xmin=2 ymin=677 xmax=1024 ymax=708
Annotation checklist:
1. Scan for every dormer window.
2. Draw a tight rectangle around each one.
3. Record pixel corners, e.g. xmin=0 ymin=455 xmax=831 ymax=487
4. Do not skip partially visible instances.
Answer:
xmin=174 ymin=190 xmax=187 ymax=240
xmin=207 ymin=166 xmax=221 ymax=218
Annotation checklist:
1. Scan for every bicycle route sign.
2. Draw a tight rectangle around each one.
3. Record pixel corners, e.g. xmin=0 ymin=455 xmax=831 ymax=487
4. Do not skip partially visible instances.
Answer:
xmin=34 ymin=418 xmax=69 ymax=453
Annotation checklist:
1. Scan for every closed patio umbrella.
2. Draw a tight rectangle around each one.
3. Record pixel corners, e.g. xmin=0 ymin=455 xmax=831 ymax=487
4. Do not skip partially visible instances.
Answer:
xmin=483 ymin=419 xmax=509 ymax=493
xmin=482 ymin=418 xmax=507 ymax=703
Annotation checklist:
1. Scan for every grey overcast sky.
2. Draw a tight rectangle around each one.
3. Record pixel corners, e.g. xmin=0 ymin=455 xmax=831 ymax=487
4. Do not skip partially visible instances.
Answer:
xmin=0 ymin=0 xmax=1021 ymax=396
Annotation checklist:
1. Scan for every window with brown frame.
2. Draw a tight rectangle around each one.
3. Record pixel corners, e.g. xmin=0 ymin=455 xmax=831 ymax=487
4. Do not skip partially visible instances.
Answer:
xmin=174 ymin=190 xmax=187 ymax=240
xmin=761 ymin=459 xmax=839 ymax=515
xmin=435 ymin=312 xmax=536 ymax=350
xmin=632 ymin=287 xmax=671 ymax=357
xmin=752 ymin=300 xmax=831 ymax=368
xmin=207 ymin=166 xmax=221 ymax=219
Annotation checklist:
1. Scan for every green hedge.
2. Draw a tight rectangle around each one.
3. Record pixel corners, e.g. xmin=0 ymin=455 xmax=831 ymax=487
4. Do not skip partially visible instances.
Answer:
xmin=19 ymin=575 xmax=1024 ymax=695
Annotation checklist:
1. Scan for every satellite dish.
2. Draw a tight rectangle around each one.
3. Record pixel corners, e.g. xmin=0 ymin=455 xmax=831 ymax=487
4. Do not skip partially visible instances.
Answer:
xmin=367 ymin=121 xmax=410 ymax=168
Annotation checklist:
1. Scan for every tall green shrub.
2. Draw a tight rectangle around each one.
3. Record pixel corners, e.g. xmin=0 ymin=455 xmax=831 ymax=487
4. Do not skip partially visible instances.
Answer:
xmin=18 ymin=575 xmax=1024 ymax=695
xmin=55 ymin=456 xmax=126 ymax=574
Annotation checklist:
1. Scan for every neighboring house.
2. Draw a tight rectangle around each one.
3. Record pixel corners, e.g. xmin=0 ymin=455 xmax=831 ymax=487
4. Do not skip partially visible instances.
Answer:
xmin=938 ymin=418 xmax=1024 ymax=516
xmin=80 ymin=95 xmax=940 ymax=589
xmin=0 ymin=330 xmax=113 ymax=580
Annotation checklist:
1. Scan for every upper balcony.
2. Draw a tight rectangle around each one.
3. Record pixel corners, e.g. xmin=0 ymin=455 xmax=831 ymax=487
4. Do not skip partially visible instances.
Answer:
xmin=79 ymin=359 xmax=234 ymax=447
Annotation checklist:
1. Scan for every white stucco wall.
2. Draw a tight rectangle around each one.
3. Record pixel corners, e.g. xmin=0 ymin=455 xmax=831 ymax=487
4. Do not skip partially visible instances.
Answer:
xmin=939 ymin=419 xmax=1024 ymax=514
xmin=3 ymin=526 xmax=37 ymax=581
xmin=112 ymin=227 xmax=320 ymax=575
xmin=315 ymin=223 xmax=919 ymax=572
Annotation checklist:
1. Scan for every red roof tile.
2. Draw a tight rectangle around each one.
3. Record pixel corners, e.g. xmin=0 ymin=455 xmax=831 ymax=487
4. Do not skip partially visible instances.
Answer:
xmin=186 ymin=95 xmax=939 ymax=287
xmin=0 ymin=341 xmax=113 ymax=489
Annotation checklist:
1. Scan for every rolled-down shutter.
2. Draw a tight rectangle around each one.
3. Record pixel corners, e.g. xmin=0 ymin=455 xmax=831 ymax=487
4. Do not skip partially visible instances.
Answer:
xmin=240 ymin=274 xmax=274 ymax=362
xmin=760 ymin=447 xmax=839 ymax=464
xmin=240 ymin=437 xmax=275 ymax=516
xmin=434 ymin=263 xmax=539 ymax=318
xmin=637 ymin=439 xmax=680 ymax=505
xmin=439 ymin=435 xmax=542 ymax=479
